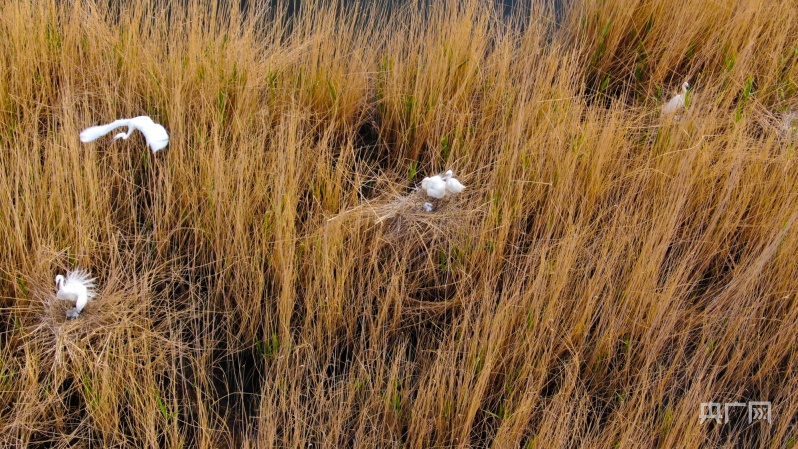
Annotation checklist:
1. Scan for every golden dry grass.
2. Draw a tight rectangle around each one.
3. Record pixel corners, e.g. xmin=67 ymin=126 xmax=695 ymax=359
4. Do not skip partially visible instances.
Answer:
xmin=1 ymin=0 xmax=797 ymax=447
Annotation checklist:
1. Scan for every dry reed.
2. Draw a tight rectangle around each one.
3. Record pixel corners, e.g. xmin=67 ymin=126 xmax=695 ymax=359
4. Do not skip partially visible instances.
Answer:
xmin=1 ymin=0 xmax=797 ymax=447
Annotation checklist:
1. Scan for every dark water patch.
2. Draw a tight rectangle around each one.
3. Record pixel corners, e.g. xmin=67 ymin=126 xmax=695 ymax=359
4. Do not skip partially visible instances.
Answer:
xmin=211 ymin=345 xmax=264 ymax=436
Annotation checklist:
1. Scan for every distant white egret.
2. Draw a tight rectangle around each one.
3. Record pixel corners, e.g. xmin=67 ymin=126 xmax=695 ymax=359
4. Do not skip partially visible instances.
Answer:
xmin=662 ymin=82 xmax=689 ymax=115
xmin=442 ymin=170 xmax=465 ymax=194
xmin=54 ymin=269 xmax=97 ymax=319
xmin=421 ymin=174 xmax=447 ymax=199
xmin=80 ymin=116 xmax=169 ymax=153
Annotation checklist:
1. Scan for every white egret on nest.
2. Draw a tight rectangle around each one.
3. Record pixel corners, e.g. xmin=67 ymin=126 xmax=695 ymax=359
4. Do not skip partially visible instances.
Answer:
xmin=54 ymin=268 xmax=97 ymax=319
xmin=662 ymin=82 xmax=689 ymax=115
xmin=421 ymin=174 xmax=447 ymax=199
xmin=80 ymin=116 xmax=169 ymax=153
xmin=442 ymin=170 xmax=465 ymax=194
xmin=420 ymin=170 xmax=466 ymax=211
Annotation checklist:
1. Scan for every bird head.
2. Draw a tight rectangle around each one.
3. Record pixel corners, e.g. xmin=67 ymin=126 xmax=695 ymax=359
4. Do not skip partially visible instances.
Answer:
xmin=421 ymin=177 xmax=431 ymax=189
xmin=55 ymin=274 xmax=64 ymax=289
xmin=682 ymin=82 xmax=690 ymax=92
xmin=443 ymin=170 xmax=453 ymax=180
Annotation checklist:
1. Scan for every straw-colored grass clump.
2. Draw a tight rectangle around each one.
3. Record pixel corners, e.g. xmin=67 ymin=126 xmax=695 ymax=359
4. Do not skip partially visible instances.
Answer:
xmin=1 ymin=0 xmax=798 ymax=447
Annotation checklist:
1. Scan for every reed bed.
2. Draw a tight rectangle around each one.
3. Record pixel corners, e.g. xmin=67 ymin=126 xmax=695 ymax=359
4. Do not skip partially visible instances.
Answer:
xmin=1 ymin=0 xmax=797 ymax=447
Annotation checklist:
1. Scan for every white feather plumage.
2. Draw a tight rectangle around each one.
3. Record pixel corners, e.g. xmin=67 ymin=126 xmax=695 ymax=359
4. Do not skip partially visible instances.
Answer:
xmin=421 ymin=174 xmax=447 ymax=199
xmin=662 ymin=82 xmax=689 ymax=115
xmin=421 ymin=169 xmax=466 ymax=199
xmin=55 ymin=268 xmax=97 ymax=318
xmin=80 ymin=116 xmax=169 ymax=153
xmin=442 ymin=170 xmax=466 ymax=194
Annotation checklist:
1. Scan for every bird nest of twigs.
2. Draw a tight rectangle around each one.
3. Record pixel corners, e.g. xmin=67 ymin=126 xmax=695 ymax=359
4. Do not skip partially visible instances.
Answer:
xmin=327 ymin=186 xmax=479 ymax=244
xmin=321 ymin=185 xmax=483 ymax=307
xmin=753 ymin=107 xmax=798 ymax=143
xmin=16 ymin=270 xmax=170 ymax=377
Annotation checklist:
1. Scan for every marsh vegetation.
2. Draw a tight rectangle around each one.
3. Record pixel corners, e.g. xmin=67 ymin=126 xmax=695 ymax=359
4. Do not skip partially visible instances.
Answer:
xmin=1 ymin=0 xmax=797 ymax=447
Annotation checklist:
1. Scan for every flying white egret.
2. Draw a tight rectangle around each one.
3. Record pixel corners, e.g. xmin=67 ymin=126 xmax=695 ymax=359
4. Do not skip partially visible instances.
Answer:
xmin=80 ymin=116 xmax=169 ymax=153
xmin=662 ymin=82 xmax=689 ymax=115
xmin=421 ymin=174 xmax=447 ymax=199
xmin=442 ymin=170 xmax=465 ymax=194
xmin=54 ymin=268 xmax=97 ymax=319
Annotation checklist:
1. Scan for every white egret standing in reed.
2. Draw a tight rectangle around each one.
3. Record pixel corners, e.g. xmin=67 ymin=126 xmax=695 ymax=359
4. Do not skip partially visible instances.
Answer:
xmin=662 ymin=82 xmax=689 ymax=116
xmin=80 ymin=116 xmax=169 ymax=153
xmin=54 ymin=269 xmax=97 ymax=319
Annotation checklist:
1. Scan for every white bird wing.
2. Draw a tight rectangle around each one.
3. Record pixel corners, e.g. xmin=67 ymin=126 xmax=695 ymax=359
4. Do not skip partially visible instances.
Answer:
xmin=428 ymin=184 xmax=447 ymax=198
xmin=56 ymin=289 xmax=78 ymax=303
xmin=81 ymin=116 xmax=168 ymax=152
xmin=80 ymin=119 xmax=128 ymax=142
xmin=140 ymin=123 xmax=169 ymax=152
xmin=446 ymin=177 xmax=465 ymax=194
xmin=127 ymin=116 xmax=168 ymax=152
xmin=662 ymin=94 xmax=684 ymax=115
xmin=420 ymin=176 xmax=445 ymax=198
xmin=66 ymin=269 xmax=96 ymax=299
xmin=66 ymin=268 xmax=96 ymax=286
